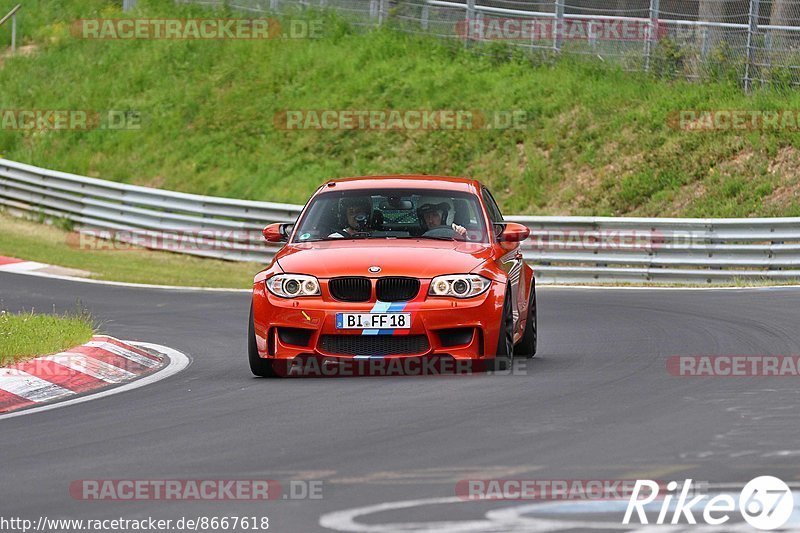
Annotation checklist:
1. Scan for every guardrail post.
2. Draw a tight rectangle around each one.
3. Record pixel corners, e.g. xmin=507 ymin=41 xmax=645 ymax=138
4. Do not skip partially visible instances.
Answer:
xmin=553 ymin=0 xmax=564 ymax=51
xmin=644 ymin=0 xmax=660 ymax=72
xmin=465 ymin=0 xmax=475 ymax=44
xmin=700 ymin=26 xmax=709 ymax=57
xmin=744 ymin=0 xmax=760 ymax=91
xmin=1 ymin=5 xmax=21 ymax=54
xmin=11 ymin=12 xmax=16 ymax=54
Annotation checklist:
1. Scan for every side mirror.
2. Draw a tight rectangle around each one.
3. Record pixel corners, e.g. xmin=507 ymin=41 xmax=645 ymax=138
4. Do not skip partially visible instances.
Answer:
xmin=497 ymin=222 xmax=530 ymax=243
xmin=262 ymin=223 xmax=292 ymax=243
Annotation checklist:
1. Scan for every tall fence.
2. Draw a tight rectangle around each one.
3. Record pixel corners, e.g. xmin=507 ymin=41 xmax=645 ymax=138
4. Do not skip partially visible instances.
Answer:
xmin=3 ymin=158 xmax=800 ymax=284
xmin=175 ymin=0 xmax=800 ymax=87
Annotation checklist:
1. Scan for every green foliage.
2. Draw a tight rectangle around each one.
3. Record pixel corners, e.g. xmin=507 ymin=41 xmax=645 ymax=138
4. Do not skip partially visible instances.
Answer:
xmin=0 ymin=307 xmax=94 ymax=363
xmin=1 ymin=0 xmax=800 ymax=218
xmin=650 ymin=38 xmax=687 ymax=80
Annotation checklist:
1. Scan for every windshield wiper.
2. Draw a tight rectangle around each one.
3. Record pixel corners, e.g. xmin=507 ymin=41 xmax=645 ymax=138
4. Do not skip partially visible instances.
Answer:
xmin=414 ymin=235 xmax=456 ymax=241
xmin=298 ymin=235 xmax=458 ymax=242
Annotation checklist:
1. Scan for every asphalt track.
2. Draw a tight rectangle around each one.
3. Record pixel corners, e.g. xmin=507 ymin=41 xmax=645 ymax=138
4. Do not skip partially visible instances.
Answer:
xmin=2 ymin=270 xmax=800 ymax=531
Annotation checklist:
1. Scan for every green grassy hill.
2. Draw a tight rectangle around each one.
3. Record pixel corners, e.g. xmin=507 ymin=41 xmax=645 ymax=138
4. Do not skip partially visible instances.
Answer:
xmin=1 ymin=0 xmax=800 ymax=217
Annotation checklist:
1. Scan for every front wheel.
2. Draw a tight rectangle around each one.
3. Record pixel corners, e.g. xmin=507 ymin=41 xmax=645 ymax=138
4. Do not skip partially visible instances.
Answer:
xmin=492 ymin=287 xmax=514 ymax=371
xmin=249 ymin=303 xmax=279 ymax=378
xmin=514 ymin=280 xmax=537 ymax=358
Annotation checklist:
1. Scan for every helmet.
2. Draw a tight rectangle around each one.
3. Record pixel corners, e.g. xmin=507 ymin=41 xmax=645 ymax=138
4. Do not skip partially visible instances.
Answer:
xmin=339 ymin=196 xmax=372 ymax=228
xmin=417 ymin=199 xmax=453 ymax=230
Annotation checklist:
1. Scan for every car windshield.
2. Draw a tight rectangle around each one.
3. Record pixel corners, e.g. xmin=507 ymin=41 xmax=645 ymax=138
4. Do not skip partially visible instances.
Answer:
xmin=291 ymin=188 xmax=489 ymax=243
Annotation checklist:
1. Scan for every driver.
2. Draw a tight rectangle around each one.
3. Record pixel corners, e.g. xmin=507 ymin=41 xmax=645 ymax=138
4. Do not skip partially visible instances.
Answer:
xmin=328 ymin=197 xmax=372 ymax=238
xmin=418 ymin=202 xmax=467 ymax=236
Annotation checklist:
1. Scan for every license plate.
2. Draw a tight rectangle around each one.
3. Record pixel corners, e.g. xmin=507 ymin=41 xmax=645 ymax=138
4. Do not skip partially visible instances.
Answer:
xmin=336 ymin=313 xmax=411 ymax=329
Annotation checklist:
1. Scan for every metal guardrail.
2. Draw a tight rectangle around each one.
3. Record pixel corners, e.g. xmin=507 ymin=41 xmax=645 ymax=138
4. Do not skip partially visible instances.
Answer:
xmin=508 ymin=215 xmax=800 ymax=283
xmin=0 ymin=158 xmax=300 ymax=263
xmin=2 ymin=157 xmax=800 ymax=284
xmin=1 ymin=4 xmax=21 ymax=54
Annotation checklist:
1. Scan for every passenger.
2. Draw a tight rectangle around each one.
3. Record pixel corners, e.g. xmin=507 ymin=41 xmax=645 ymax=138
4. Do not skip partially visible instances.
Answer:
xmin=417 ymin=202 xmax=467 ymax=236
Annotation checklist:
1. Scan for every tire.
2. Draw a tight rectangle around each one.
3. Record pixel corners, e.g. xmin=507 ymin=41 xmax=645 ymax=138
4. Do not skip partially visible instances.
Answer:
xmin=249 ymin=303 xmax=279 ymax=378
xmin=492 ymin=287 xmax=514 ymax=371
xmin=514 ymin=279 xmax=537 ymax=358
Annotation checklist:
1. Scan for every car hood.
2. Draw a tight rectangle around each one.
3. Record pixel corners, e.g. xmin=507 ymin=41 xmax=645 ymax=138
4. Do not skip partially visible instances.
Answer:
xmin=276 ymin=240 xmax=493 ymax=278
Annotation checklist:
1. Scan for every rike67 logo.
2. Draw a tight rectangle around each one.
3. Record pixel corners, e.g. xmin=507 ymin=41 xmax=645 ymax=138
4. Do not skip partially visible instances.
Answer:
xmin=624 ymin=477 xmax=794 ymax=530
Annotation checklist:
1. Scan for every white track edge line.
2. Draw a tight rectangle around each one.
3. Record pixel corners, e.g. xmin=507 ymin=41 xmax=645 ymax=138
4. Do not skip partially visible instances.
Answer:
xmin=0 ymin=267 xmax=250 ymax=292
xmin=2 ymin=260 xmax=800 ymax=292
xmin=0 ymin=341 xmax=191 ymax=421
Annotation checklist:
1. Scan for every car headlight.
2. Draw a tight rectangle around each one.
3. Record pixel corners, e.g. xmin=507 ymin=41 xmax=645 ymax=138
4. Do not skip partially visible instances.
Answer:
xmin=428 ymin=275 xmax=491 ymax=298
xmin=266 ymin=274 xmax=321 ymax=298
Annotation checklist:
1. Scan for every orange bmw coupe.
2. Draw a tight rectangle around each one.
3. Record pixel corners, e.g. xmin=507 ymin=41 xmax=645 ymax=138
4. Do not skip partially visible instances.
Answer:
xmin=249 ymin=176 xmax=536 ymax=376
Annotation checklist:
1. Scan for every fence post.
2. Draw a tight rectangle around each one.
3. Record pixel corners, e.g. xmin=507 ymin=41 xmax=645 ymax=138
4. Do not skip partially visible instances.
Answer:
xmin=644 ymin=0 xmax=660 ymax=71
xmin=553 ymin=0 xmax=564 ymax=51
xmin=744 ymin=0 xmax=761 ymax=91
xmin=421 ymin=2 xmax=429 ymax=30
xmin=465 ymin=0 xmax=475 ymax=44
xmin=11 ymin=12 xmax=16 ymax=53
xmin=378 ymin=0 xmax=386 ymax=25
xmin=700 ymin=26 xmax=709 ymax=56
xmin=122 ymin=0 xmax=136 ymax=11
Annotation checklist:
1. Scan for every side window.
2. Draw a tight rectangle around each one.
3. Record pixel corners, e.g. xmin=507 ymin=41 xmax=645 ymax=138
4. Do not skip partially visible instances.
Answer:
xmin=482 ymin=188 xmax=504 ymax=223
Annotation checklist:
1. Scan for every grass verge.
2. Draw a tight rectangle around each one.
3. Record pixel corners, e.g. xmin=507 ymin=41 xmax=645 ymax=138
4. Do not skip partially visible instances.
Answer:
xmin=0 ymin=1 xmax=799 ymax=217
xmin=0 ymin=308 xmax=94 ymax=364
xmin=0 ymin=213 xmax=259 ymax=288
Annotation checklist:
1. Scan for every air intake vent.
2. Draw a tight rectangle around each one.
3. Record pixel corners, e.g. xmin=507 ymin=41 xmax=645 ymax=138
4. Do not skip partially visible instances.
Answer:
xmin=376 ymin=277 xmax=420 ymax=302
xmin=319 ymin=335 xmax=430 ymax=356
xmin=329 ymin=277 xmax=372 ymax=302
xmin=277 ymin=327 xmax=313 ymax=347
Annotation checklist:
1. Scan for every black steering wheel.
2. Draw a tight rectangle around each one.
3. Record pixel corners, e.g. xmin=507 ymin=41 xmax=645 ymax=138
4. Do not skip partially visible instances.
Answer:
xmin=422 ymin=226 xmax=464 ymax=240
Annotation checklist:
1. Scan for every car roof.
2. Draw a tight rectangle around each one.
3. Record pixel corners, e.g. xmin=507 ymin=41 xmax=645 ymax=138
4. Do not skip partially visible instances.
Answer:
xmin=319 ymin=175 xmax=483 ymax=194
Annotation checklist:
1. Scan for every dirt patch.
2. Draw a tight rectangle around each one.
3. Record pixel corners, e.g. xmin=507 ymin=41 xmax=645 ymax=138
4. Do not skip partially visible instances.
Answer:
xmin=670 ymin=180 xmax=707 ymax=214
xmin=515 ymin=141 xmax=527 ymax=174
xmin=763 ymin=146 xmax=800 ymax=210
xmin=0 ymin=44 xmax=38 ymax=69
xmin=716 ymin=148 xmax=756 ymax=175
xmin=144 ymin=175 xmax=167 ymax=189
xmin=767 ymin=146 xmax=800 ymax=181
xmin=38 ymin=265 xmax=92 ymax=278
xmin=764 ymin=182 xmax=800 ymax=210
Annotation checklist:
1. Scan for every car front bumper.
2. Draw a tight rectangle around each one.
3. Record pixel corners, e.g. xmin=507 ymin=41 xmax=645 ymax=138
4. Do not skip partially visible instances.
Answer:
xmin=252 ymin=278 xmax=506 ymax=365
